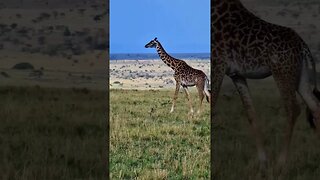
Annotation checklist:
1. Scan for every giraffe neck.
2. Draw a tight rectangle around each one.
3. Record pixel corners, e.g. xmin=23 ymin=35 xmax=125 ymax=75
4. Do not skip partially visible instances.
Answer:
xmin=155 ymin=42 xmax=179 ymax=70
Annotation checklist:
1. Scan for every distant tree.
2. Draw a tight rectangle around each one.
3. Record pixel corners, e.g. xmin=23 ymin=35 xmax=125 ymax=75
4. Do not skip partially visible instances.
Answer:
xmin=292 ymin=12 xmax=300 ymax=19
xmin=277 ymin=10 xmax=286 ymax=17
xmin=38 ymin=36 xmax=46 ymax=45
xmin=1 ymin=71 xmax=9 ymax=78
xmin=17 ymin=28 xmax=28 ymax=35
xmin=12 ymin=38 xmax=20 ymax=45
xmin=93 ymin=15 xmax=101 ymax=21
xmin=48 ymin=26 xmax=54 ymax=32
xmin=91 ymin=5 xmax=98 ymax=10
xmin=10 ymin=23 xmax=17 ymax=29
xmin=71 ymin=45 xmax=85 ymax=55
xmin=52 ymin=11 xmax=58 ymax=19
xmin=64 ymin=27 xmax=71 ymax=36
xmin=40 ymin=12 xmax=51 ymax=19
xmin=94 ymin=43 xmax=108 ymax=50
xmin=12 ymin=62 xmax=34 ymax=70
xmin=78 ymin=9 xmax=86 ymax=15
xmin=43 ymin=45 xmax=61 ymax=56
xmin=85 ymin=36 xmax=93 ymax=44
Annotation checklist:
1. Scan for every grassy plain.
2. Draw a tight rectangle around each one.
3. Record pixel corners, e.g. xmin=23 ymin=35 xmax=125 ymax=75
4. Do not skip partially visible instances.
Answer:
xmin=110 ymin=77 xmax=320 ymax=179
xmin=110 ymin=89 xmax=210 ymax=179
xmin=0 ymin=86 xmax=106 ymax=179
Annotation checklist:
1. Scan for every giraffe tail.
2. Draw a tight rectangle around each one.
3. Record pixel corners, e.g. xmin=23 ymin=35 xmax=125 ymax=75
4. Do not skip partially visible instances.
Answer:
xmin=306 ymin=89 xmax=320 ymax=129
xmin=204 ymin=76 xmax=211 ymax=103
xmin=305 ymin=48 xmax=318 ymax=129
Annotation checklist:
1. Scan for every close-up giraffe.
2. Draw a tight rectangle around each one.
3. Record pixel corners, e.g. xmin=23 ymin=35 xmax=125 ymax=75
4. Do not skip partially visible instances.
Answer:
xmin=211 ymin=0 xmax=320 ymax=176
xmin=145 ymin=38 xmax=211 ymax=115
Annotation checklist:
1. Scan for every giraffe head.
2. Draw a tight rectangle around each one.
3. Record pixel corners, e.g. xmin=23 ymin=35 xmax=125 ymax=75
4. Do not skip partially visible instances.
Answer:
xmin=145 ymin=37 xmax=158 ymax=48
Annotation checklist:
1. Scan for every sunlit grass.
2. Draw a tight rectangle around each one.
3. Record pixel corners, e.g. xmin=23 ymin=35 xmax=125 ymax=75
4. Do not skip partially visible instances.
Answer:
xmin=110 ymin=89 xmax=210 ymax=179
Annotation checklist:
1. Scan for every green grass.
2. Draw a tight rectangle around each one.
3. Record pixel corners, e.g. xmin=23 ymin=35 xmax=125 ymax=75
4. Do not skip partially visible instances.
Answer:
xmin=110 ymin=89 xmax=210 ymax=179
xmin=213 ymin=78 xmax=320 ymax=180
xmin=0 ymin=86 xmax=106 ymax=179
xmin=4 ymin=80 xmax=319 ymax=179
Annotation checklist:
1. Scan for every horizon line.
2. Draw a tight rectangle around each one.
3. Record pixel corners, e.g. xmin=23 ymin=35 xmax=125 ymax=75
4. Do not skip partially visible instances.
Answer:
xmin=110 ymin=52 xmax=211 ymax=54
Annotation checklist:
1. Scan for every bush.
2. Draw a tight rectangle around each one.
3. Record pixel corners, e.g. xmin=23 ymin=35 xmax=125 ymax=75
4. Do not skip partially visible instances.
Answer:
xmin=12 ymin=62 xmax=34 ymax=70
xmin=1 ymin=71 xmax=9 ymax=78
xmin=38 ymin=36 xmax=46 ymax=45
xmin=10 ymin=23 xmax=17 ymax=29
xmin=42 ymin=45 xmax=62 ymax=56
xmin=64 ymin=27 xmax=71 ymax=36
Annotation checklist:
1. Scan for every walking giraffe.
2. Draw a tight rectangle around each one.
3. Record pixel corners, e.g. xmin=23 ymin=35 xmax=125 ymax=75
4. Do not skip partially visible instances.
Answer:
xmin=145 ymin=38 xmax=211 ymax=115
xmin=211 ymin=0 xmax=320 ymax=174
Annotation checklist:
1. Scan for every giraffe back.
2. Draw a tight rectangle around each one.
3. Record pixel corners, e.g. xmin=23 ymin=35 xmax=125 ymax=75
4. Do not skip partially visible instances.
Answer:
xmin=212 ymin=0 xmax=309 ymax=79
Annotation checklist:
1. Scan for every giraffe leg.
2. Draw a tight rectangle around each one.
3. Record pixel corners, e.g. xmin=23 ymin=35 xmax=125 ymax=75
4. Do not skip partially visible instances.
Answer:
xmin=183 ymin=87 xmax=194 ymax=115
xmin=170 ymin=82 xmax=180 ymax=113
xmin=271 ymin=70 xmax=300 ymax=176
xmin=298 ymin=87 xmax=320 ymax=136
xmin=276 ymin=90 xmax=300 ymax=175
xmin=297 ymin=60 xmax=320 ymax=136
xmin=231 ymin=76 xmax=268 ymax=170
xmin=211 ymin=62 xmax=225 ymax=116
xmin=196 ymin=82 xmax=205 ymax=114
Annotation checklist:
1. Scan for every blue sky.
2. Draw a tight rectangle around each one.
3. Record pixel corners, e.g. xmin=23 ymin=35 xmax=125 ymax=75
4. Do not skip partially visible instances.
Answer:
xmin=110 ymin=0 xmax=210 ymax=54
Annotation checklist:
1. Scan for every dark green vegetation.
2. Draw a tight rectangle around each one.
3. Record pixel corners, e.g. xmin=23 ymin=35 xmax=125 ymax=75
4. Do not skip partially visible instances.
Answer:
xmin=213 ymin=78 xmax=320 ymax=180
xmin=110 ymin=89 xmax=210 ymax=179
xmin=0 ymin=86 xmax=106 ymax=179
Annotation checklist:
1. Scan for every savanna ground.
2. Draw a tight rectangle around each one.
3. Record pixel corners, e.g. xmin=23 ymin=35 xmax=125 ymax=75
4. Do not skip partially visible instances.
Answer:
xmin=109 ymin=77 xmax=320 ymax=179
xmin=110 ymin=89 xmax=210 ymax=179
xmin=0 ymin=0 xmax=108 ymax=90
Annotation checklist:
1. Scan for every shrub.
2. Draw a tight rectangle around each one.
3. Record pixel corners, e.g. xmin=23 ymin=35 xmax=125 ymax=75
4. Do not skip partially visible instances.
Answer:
xmin=10 ymin=23 xmax=17 ymax=29
xmin=38 ymin=36 xmax=46 ymax=45
xmin=12 ymin=62 xmax=34 ymax=70
xmin=64 ymin=27 xmax=71 ymax=36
